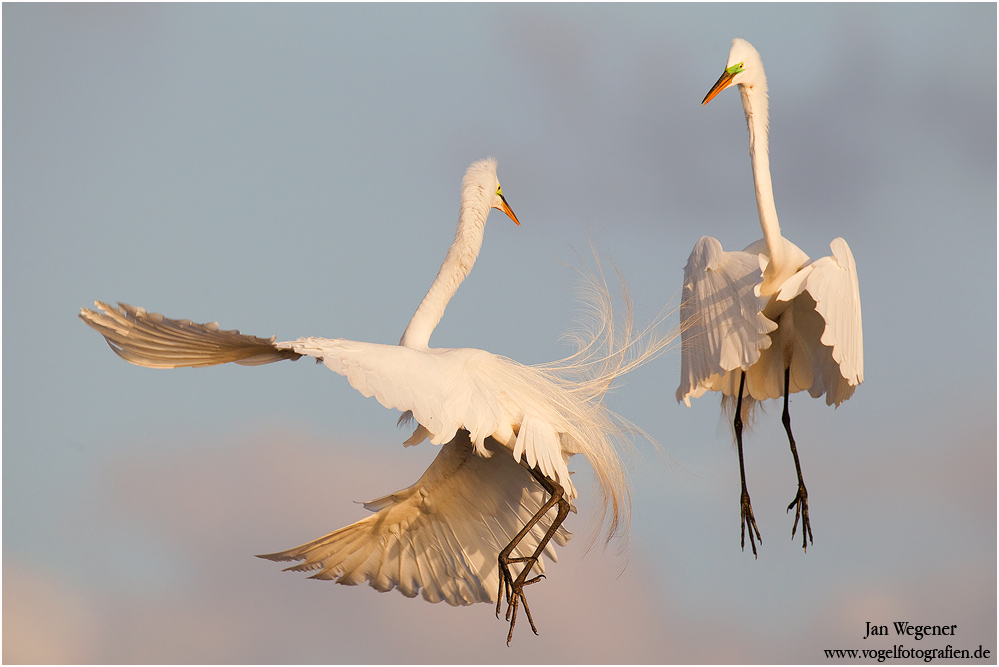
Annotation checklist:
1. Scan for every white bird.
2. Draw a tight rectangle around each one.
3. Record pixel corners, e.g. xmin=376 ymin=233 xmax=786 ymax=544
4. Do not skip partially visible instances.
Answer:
xmin=677 ymin=39 xmax=864 ymax=555
xmin=81 ymin=158 xmax=657 ymax=644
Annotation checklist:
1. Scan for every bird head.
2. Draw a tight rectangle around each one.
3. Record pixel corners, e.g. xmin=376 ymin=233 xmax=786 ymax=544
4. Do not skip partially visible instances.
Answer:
xmin=702 ymin=38 xmax=766 ymax=106
xmin=462 ymin=157 xmax=520 ymax=226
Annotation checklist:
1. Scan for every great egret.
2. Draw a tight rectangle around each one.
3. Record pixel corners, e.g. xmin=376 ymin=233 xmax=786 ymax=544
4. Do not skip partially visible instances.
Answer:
xmin=677 ymin=39 xmax=864 ymax=554
xmin=81 ymin=158 xmax=660 ymax=644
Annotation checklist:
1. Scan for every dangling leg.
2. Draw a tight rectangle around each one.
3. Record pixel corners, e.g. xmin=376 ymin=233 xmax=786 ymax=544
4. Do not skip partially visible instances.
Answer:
xmin=782 ymin=366 xmax=813 ymax=551
xmin=495 ymin=462 xmax=571 ymax=645
xmin=734 ymin=371 xmax=761 ymax=557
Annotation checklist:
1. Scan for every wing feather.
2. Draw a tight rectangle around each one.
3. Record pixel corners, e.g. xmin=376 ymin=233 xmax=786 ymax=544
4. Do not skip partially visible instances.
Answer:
xmin=775 ymin=237 xmax=864 ymax=405
xmin=285 ymin=338 xmax=576 ymax=496
xmin=259 ymin=432 xmax=571 ymax=606
xmin=80 ymin=302 xmax=581 ymax=499
xmin=676 ymin=236 xmax=777 ymax=404
xmin=79 ymin=302 xmax=301 ymax=368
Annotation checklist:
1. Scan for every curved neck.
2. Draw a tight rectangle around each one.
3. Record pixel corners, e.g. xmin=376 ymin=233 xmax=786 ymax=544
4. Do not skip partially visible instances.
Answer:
xmin=741 ymin=81 xmax=785 ymax=294
xmin=398 ymin=195 xmax=488 ymax=349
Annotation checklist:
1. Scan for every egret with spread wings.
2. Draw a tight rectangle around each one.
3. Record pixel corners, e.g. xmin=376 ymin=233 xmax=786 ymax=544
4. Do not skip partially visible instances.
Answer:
xmin=677 ymin=40 xmax=864 ymax=555
xmin=82 ymin=158 xmax=658 ymax=644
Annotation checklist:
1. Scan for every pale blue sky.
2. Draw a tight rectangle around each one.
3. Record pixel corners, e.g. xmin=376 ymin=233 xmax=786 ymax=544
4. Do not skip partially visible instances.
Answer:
xmin=4 ymin=3 xmax=996 ymax=663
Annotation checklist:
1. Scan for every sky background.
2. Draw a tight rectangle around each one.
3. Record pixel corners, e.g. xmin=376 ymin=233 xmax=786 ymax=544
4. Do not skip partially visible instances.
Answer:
xmin=3 ymin=3 xmax=996 ymax=663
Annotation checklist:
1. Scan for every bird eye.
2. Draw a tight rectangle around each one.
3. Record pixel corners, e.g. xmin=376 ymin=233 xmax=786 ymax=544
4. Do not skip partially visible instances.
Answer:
xmin=726 ymin=62 xmax=745 ymax=75
xmin=496 ymin=186 xmax=503 ymax=196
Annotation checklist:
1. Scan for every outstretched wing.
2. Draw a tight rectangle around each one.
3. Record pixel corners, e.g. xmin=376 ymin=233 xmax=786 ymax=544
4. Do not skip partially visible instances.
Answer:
xmin=775 ymin=237 xmax=864 ymax=405
xmin=258 ymin=431 xmax=571 ymax=606
xmin=80 ymin=301 xmax=576 ymax=497
xmin=286 ymin=337 xmax=576 ymax=498
xmin=80 ymin=301 xmax=301 ymax=368
xmin=676 ymin=236 xmax=777 ymax=404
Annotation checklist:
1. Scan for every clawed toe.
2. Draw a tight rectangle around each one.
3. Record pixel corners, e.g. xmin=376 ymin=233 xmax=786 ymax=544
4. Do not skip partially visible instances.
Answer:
xmin=787 ymin=484 xmax=812 ymax=551
xmin=741 ymin=492 xmax=762 ymax=557
xmin=499 ymin=561 xmax=544 ymax=645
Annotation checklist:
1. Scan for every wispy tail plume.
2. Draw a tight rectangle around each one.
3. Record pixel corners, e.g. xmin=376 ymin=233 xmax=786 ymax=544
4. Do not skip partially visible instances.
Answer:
xmin=532 ymin=247 xmax=682 ymax=550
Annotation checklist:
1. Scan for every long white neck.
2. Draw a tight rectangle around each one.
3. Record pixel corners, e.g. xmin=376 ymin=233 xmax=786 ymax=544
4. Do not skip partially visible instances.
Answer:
xmin=740 ymin=78 xmax=786 ymax=295
xmin=398 ymin=189 xmax=489 ymax=350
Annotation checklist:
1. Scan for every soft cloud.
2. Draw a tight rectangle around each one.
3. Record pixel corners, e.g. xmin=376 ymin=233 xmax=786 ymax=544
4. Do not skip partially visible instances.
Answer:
xmin=3 ymin=562 xmax=103 ymax=664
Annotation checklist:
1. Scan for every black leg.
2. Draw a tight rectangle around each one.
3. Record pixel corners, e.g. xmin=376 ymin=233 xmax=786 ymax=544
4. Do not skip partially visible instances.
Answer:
xmin=782 ymin=366 xmax=813 ymax=551
xmin=495 ymin=462 xmax=571 ymax=645
xmin=734 ymin=371 xmax=761 ymax=557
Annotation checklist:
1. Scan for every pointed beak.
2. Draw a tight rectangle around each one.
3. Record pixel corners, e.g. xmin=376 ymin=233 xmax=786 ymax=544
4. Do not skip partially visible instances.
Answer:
xmin=495 ymin=194 xmax=520 ymax=226
xmin=702 ymin=69 xmax=736 ymax=106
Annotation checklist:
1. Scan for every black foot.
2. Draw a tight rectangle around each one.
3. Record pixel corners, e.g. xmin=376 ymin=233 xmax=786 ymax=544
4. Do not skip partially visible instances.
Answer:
xmin=497 ymin=558 xmax=544 ymax=645
xmin=741 ymin=491 xmax=762 ymax=558
xmin=493 ymin=463 xmax=568 ymax=645
xmin=787 ymin=483 xmax=813 ymax=552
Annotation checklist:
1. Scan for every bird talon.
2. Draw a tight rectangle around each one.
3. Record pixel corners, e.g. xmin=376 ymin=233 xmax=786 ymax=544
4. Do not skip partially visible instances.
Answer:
xmin=740 ymin=491 xmax=762 ymax=557
xmin=787 ymin=484 xmax=812 ymax=551
xmin=502 ymin=566 xmax=542 ymax=644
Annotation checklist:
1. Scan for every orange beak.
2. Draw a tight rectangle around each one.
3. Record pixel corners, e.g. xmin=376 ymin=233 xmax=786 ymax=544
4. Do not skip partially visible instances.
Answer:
xmin=702 ymin=69 xmax=736 ymax=106
xmin=495 ymin=194 xmax=520 ymax=226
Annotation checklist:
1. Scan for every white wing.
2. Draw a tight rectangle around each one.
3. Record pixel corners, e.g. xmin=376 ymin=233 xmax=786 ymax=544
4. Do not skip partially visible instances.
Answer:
xmin=287 ymin=339 xmax=511 ymax=449
xmin=257 ymin=431 xmax=570 ymax=606
xmin=283 ymin=338 xmax=576 ymax=497
xmin=676 ymin=236 xmax=777 ymax=405
xmin=80 ymin=302 xmax=576 ymax=497
xmin=79 ymin=301 xmax=301 ymax=367
xmin=775 ymin=237 xmax=864 ymax=405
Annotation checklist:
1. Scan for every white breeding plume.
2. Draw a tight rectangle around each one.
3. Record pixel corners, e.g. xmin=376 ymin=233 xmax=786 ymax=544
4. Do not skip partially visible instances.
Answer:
xmin=677 ymin=39 xmax=864 ymax=555
xmin=81 ymin=158 xmax=671 ymax=644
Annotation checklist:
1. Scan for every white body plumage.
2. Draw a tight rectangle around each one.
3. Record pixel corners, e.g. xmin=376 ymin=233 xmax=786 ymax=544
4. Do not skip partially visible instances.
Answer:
xmin=81 ymin=158 xmax=652 ymax=611
xmin=676 ymin=39 xmax=864 ymax=553
xmin=677 ymin=39 xmax=864 ymax=412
